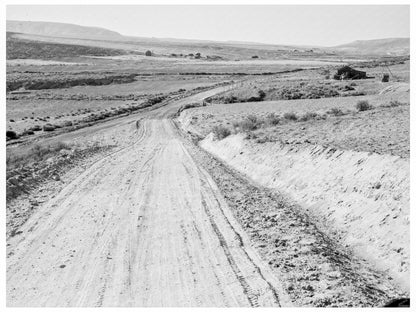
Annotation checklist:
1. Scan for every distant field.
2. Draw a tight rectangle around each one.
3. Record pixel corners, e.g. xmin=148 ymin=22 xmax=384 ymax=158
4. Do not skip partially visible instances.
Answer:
xmin=34 ymin=75 xmax=232 ymax=97
xmin=12 ymin=32 xmax=342 ymax=61
xmin=92 ymin=54 xmax=345 ymax=66
xmin=7 ymin=59 xmax=90 ymax=66
xmin=6 ymin=75 xmax=231 ymax=137
xmin=6 ymin=32 xmax=129 ymax=60
xmin=6 ymin=71 xmax=137 ymax=92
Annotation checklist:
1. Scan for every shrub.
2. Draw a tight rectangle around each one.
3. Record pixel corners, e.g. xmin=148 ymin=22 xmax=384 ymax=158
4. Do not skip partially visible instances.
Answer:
xmin=389 ymin=100 xmax=403 ymax=107
xmin=30 ymin=125 xmax=42 ymax=131
xmin=31 ymin=142 xmax=70 ymax=160
xmin=344 ymin=85 xmax=355 ymax=91
xmin=6 ymin=130 xmax=18 ymax=140
xmin=258 ymin=90 xmax=266 ymax=100
xmin=223 ymin=95 xmax=239 ymax=104
xmin=233 ymin=115 xmax=263 ymax=132
xmin=43 ymin=124 xmax=55 ymax=131
xmin=213 ymin=125 xmax=231 ymax=140
xmin=22 ymin=130 xmax=35 ymax=136
xmin=246 ymin=114 xmax=259 ymax=124
xmin=62 ymin=121 xmax=73 ymax=127
xmin=327 ymin=108 xmax=345 ymax=116
xmin=265 ymin=113 xmax=280 ymax=126
xmin=356 ymin=100 xmax=371 ymax=111
xmin=145 ymin=50 xmax=152 ymax=56
xmin=283 ymin=112 xmax=298 ymax=121
xmin=300 ymin=112 xmax=318 ymax=122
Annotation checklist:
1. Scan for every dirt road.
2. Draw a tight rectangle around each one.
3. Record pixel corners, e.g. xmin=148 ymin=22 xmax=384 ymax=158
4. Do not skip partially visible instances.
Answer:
xmin=7 ymin=88 xmax=290 ymax=307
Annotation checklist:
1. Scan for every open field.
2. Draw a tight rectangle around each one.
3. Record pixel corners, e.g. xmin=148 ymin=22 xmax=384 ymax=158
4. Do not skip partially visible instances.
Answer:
xmin=6 ymin=21 xmax=410 ymax=308
xmin=180 ymin=92 xmax=410 ymax=157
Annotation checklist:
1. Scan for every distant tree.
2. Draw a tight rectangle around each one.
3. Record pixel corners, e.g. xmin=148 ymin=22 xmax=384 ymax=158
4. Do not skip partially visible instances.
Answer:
xmin=145 ymin=50 xmax=152 ymax=56
xmin=195 ymin=52 xmax=201 ymax=59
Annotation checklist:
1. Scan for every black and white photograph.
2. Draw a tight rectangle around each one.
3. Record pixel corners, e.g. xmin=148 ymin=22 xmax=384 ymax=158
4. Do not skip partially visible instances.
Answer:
xmin=2 ymin=2 xmax=413 ymax=308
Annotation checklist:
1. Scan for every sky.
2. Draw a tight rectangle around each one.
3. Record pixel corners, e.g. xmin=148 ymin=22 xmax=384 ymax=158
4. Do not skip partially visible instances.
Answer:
xmin=6 ymin=5 xmax=410 ymax=46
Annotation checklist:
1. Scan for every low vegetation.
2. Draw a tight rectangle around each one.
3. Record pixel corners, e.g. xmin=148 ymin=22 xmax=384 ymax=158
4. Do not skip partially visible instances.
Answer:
xmin=7 ymin=72 xmax=138 ymax=92
xmin=213 ymin=125 xmax=231 ymax=140
xmin=299 ymin=112 xmax=318 ymax=122
xmin=205 ymin=81 xmax=346 ymax=105
xmin=6 ymin=130 xmax=18 ymax=140
xmin=283 ymin=112 xmax=298 ymax=121
xmin=356 ymin=100 xmax=372 ymax=112
xmin=7 ymin=141 xmax=72 ymax=170
xmin=211 ymin=100 xmax=391 ymax=141
xmin=327 ymin=107 xmax=345 ymax=116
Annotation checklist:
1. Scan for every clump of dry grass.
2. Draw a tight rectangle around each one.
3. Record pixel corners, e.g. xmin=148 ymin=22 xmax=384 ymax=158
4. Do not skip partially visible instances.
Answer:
xmin=326 ymin=107 xmax=345 ymax=116
xmin=283 ymin=112 xmax=298 ymax=121
xmin=232 ymin=114 xmax=263 ymax=132
xmin=356 ymin=100 xmax=372 ymax=112
xmin=299 ymin=112 xmax=318 ymax=122
xmin=7 ymin=141 xmax=72 ymax=170
xmin=213 ymin=125 xmax=231 ymax=140
xmin=265 ymin=113 xmax=280 ymax=126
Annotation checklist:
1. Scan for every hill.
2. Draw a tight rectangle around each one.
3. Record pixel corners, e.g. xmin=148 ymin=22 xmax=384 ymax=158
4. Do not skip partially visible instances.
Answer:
xmin=331 ymin=38 xmax=409 ymax=56
xmin=7 ymin=20 xmax=124 ymax=41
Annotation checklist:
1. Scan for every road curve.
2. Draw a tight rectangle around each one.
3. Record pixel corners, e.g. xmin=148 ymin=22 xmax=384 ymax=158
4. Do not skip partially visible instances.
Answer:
xmin=7 ymin=89 xmax=290 ymax=307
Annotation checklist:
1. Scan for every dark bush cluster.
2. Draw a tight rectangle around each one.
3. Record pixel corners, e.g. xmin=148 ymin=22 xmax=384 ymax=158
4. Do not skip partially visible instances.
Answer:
xmin=6 ymin=130 xmax=18 ymax=140
xmin=299 ymin=112 xmax=318 ymax=122
xmin=232 ymin=115 xmax=263 ymax=132
xmin=283 ymin=112 xmax=298 ymax=121
xmin=7 ymin=73 xmax=137 ymax=92
xmin=326 ymin=108 xmax=345 ymax=116
xmin=213 ymin=125 xmax=231 ymax=140
xmin=356 ymin=100 xmax=372 ymax=112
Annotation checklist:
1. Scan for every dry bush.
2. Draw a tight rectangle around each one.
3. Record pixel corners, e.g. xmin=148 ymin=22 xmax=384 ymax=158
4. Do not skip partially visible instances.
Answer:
xmin=6 ymin=130 xmax=18 ymax=141
xmin=265 ymin=113 xmax=280 ymax=126
xmin=43 ymin=124 xmax=55 ymax=131
xmin=283 ymin=112 xmax=298 ymax=121
xmin=356 ymin=100 xmax=372 ymax=112
xmin=233 ymin=115 xmax=263 ymax=132
xmin=299 ymin=112 xmax=318 ymax=122
xmin=7 ymin=141 xmax=71 ymax=170
xmin=327 ymin=108 xmax=345 ymax=116
xmin=213 ymin=125 xmax=231 ymax=140
xmin=388 ymin=100 xmax=405 ymax=107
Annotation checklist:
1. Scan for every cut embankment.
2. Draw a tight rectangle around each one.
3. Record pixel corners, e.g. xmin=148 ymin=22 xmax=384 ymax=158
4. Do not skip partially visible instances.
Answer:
xmin=200 ymin=133 xmax=409 ymax=292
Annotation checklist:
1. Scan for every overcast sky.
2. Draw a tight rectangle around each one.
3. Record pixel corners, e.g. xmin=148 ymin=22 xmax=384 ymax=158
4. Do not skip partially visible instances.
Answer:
xmin=7 ymin=5 xmax=410 ymax=46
